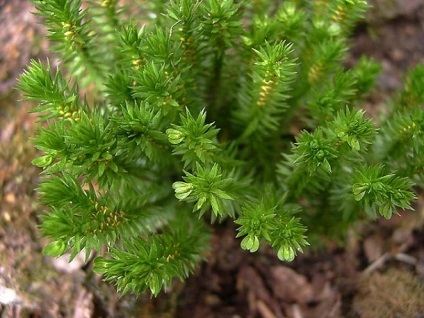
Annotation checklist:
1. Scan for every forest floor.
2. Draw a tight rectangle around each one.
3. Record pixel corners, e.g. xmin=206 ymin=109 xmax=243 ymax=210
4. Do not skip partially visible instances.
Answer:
xmin=0 ymin=0 xmax=424 ymax=317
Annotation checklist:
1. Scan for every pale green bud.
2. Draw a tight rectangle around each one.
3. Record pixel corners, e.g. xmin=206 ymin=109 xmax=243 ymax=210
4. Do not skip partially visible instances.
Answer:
xmin=166 ymin=128 xmax=185 ymax=144
xmin=277 ymin=246 xmax=295 ymax=262
xmin=241 ymin=235 xmax=260 ymax=252
xmin=173 ymin=181 xmax=193 ymax=200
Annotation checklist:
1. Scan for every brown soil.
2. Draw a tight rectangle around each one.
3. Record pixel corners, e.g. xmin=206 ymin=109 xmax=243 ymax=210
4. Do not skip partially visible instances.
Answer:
xmin=1 ymin=1 xmax=423 ymax=317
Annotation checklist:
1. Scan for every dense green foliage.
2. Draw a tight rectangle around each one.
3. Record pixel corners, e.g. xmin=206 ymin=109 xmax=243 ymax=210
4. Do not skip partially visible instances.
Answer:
xmin=19 ymin=0 xmax=424 ymax=296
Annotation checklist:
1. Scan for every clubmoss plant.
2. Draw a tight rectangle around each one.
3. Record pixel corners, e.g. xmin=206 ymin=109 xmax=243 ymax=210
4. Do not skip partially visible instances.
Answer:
xmin=18 ymin=0 xmax=424 ymax=296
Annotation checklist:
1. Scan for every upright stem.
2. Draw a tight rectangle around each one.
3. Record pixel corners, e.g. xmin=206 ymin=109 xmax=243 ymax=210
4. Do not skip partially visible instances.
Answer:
xmin=206 ymin=36 xmax=225 ymax=110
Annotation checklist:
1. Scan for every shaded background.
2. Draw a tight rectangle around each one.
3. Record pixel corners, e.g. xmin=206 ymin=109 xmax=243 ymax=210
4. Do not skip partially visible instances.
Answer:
xmin=0 ymin=0 xmax=423 ymax=317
